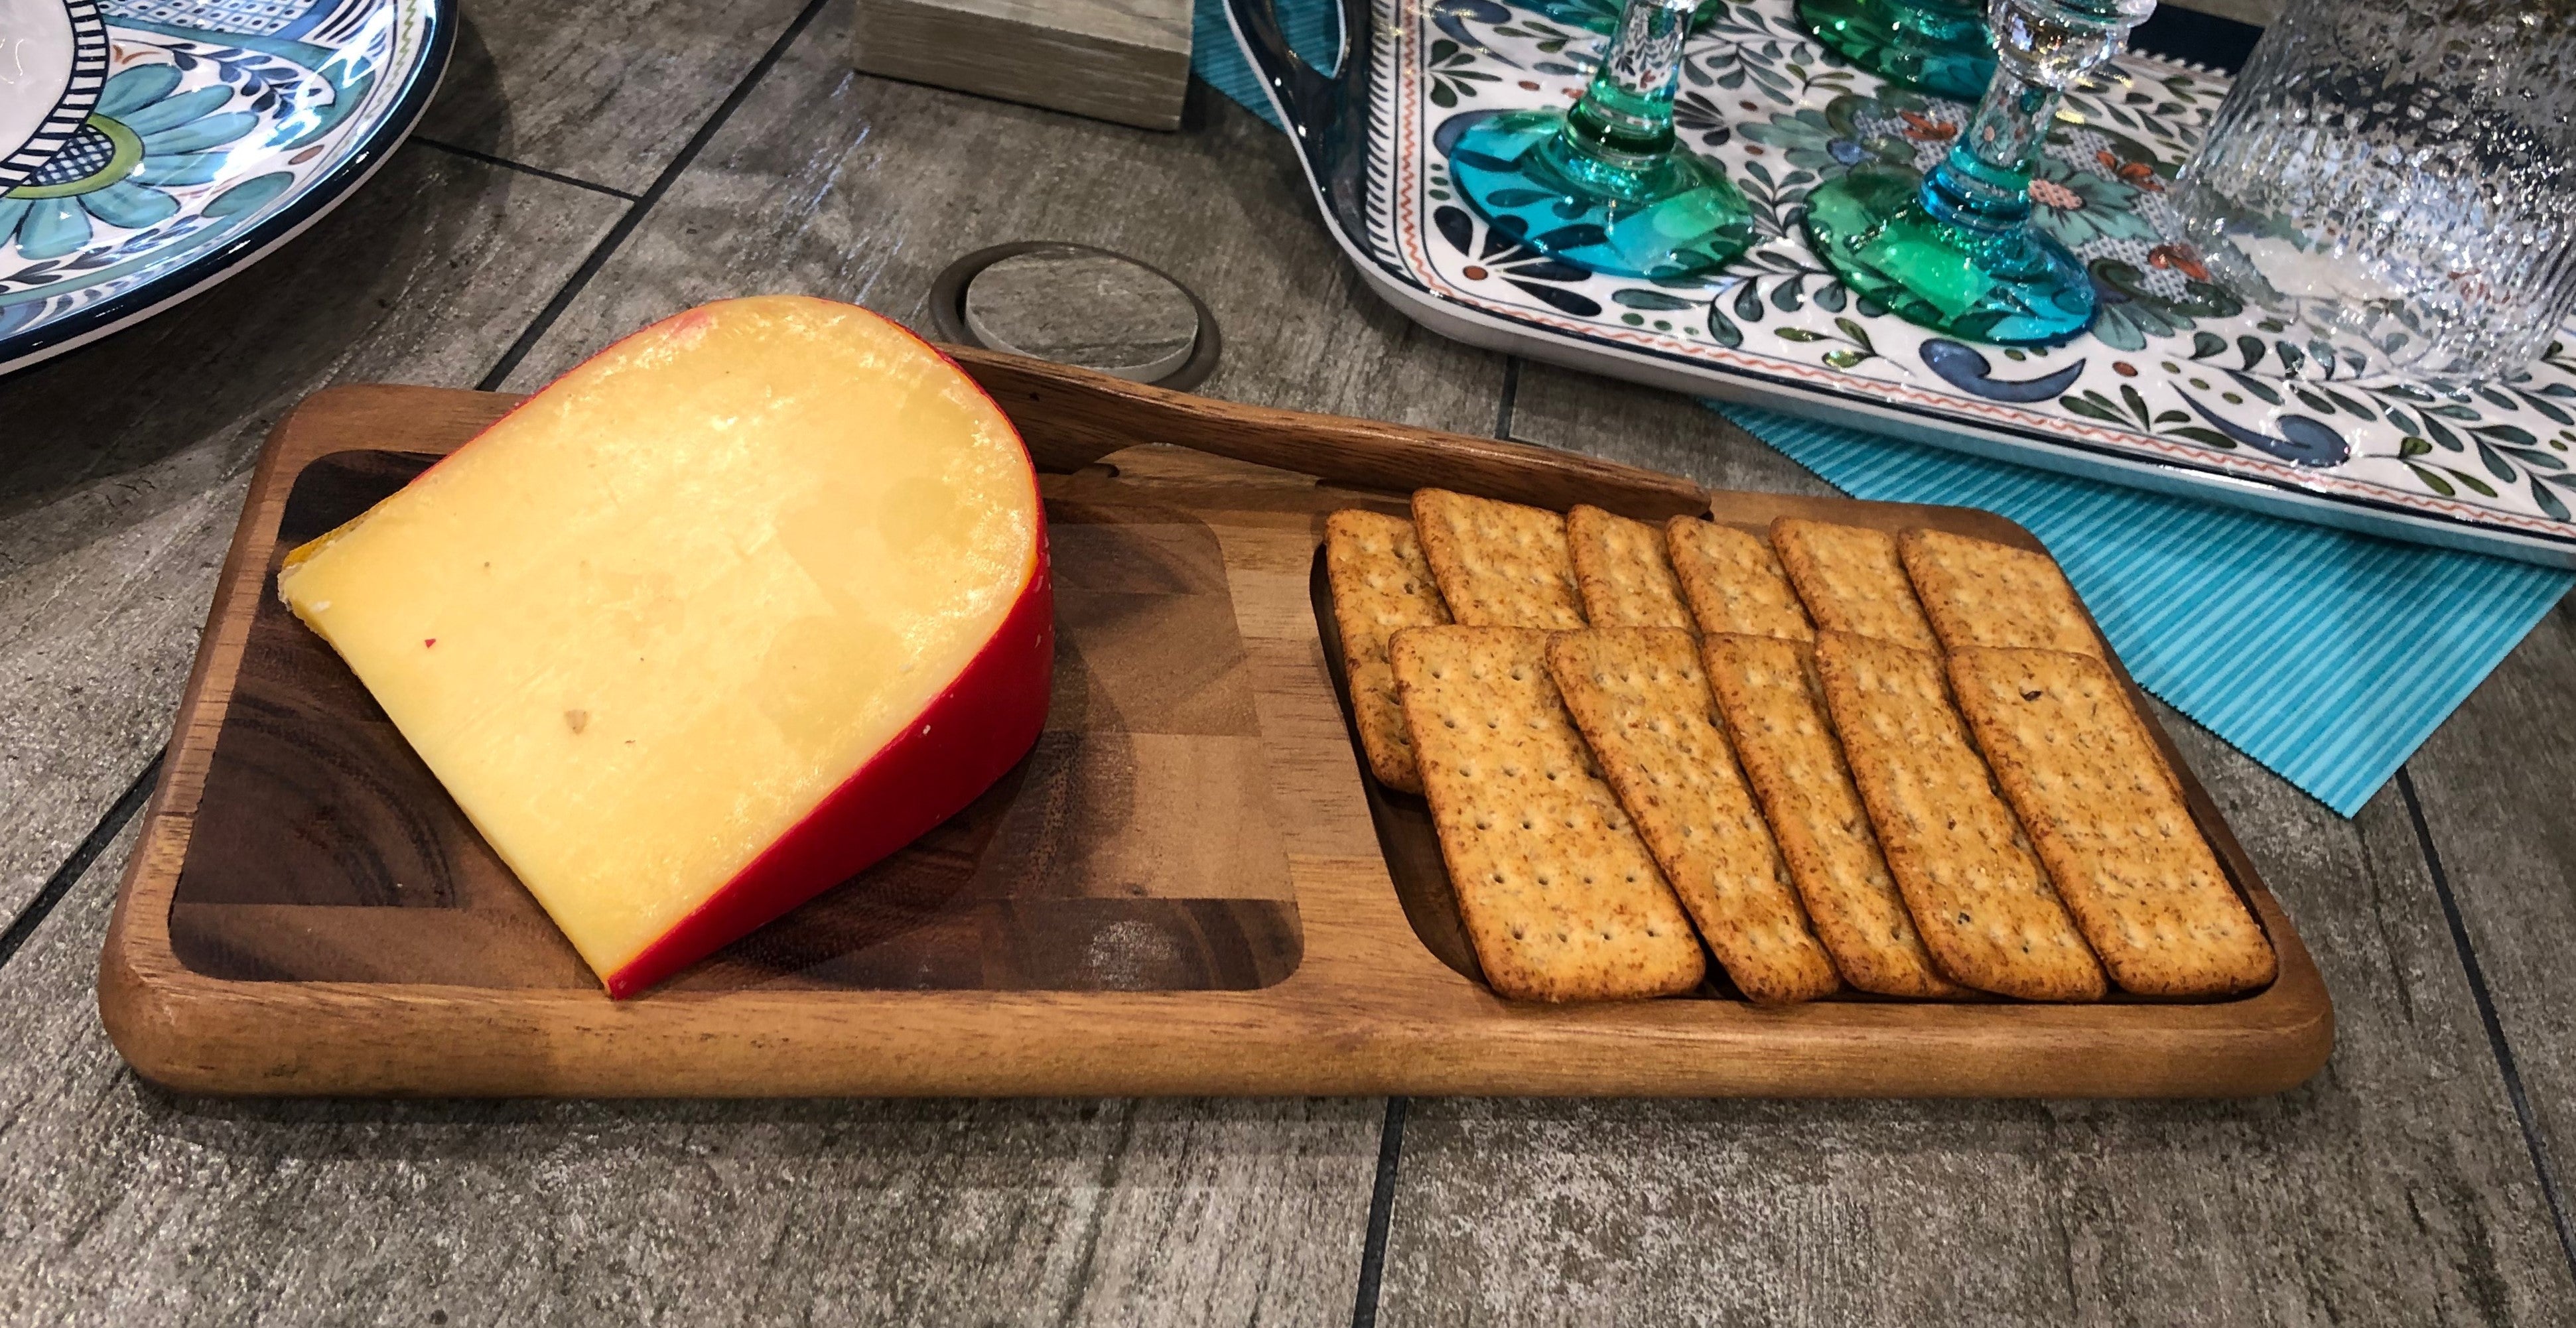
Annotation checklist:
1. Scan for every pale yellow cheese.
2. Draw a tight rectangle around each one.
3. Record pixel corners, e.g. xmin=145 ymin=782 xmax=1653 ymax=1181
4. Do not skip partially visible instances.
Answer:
xmin=277 ymin=296 xmax=1042 ymax=978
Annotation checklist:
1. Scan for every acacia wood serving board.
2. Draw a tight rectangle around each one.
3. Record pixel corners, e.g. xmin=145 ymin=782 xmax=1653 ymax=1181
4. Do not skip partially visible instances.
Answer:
xmin=99 ymin=350 xmax=2335 ymax=1097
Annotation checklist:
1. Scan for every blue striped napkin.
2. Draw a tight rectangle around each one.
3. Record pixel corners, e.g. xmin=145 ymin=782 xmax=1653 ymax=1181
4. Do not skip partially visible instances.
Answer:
xmin=1194 ymin=1 xmax=2574 ymax=813
xmin=1724 ymin=408 xmax=2571 ymax=814
xmin=1195 ymin=0 xmax=1333 ymax=119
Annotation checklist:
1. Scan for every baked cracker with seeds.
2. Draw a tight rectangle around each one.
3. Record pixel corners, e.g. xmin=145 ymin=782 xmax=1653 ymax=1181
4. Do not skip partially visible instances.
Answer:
xmin=1410 ymin=489 xmax=1588 ymax=630
xmin=1566 ymin=505 xmax=1694 ymax=630
xmin=1811 ymin=630 xmax=2106 ymax=1002
xmin=1324 ymin=509 xmax=1453 ymax=793
xmin=1772 ymin=518 xmax=1940 ymax=651
xmin=1547 ymin=628 xmax=1840 ymax=1004
xmin=1666 ymin=517 xmax=1814 ymax=642
xmin=1700 ymin=633 xmax=1964 ymax=998
xmin=1900 ymin=528 xmax=2103 ymax=659
xmin=1390 ymin=626 xmax=1705 ymax=1001
xmin=1949 ymin=646 xmax=2276 ymax=996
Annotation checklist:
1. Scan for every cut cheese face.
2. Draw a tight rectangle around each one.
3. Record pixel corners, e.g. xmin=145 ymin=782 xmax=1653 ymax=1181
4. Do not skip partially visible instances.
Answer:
xmin=277 ymin=295 xmax=1052 ymax=996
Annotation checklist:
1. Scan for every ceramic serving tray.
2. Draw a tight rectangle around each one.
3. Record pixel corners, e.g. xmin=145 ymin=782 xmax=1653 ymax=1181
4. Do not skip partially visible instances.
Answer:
xmin=0 ymin=0 xmax=451 ymax=376
xmin=1225 ymin=0 xmax=2576 ymax=567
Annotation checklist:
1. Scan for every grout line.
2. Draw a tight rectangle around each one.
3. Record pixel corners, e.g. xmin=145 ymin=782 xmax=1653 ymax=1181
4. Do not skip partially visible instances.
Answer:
xmin=0 ymin=756 xmax=161 ymax=974
xmin=411 ymin=136 xmax=643 ymax=201
xmin=472 ymin=0 xmax=835 ymax=392
xmin=1349 ymin=1096 xmax=1408 ymax=1328
xmin=2397 ymin=766 xmax=2576 ymax=1280
xmin=1494 ymin=356 xmax=1521 ymax=441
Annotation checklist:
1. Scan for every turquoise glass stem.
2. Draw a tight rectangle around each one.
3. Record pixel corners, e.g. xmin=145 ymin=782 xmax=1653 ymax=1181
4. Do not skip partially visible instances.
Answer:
xmin=1800 ymin=0 xmax=2156 ymax=345
xmin=1566 ymin=0 xmax=1696 ymax=170
xmin=1919 ymin=67 xmax=2057 ymax=242
xmin=1446 ymin=0 xmax=1755 ymax=280
xmin=1521 ymin=0 xmax=1724 ymax=42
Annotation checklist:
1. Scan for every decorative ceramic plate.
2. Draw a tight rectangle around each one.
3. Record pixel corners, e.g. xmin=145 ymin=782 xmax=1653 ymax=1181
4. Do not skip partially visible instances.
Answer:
xmin=0 ymin=0 xmax=450 ymax=376
xmin=1227 ymin=0 xmax=2576 ymax=566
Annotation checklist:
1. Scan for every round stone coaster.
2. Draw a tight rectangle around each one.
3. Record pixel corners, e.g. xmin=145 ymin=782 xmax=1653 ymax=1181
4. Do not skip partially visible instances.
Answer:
xmin=963 ymin=247 xmax=1200 ymax=383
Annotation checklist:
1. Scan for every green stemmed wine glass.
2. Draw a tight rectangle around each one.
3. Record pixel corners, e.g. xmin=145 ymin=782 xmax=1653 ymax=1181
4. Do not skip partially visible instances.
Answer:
xmin=1448 ymin=0 xmax=1756 ymax=283
xmin=1802 ymin=0 xmax=2155 ymax=346
xmin=1796 ymin=0 xmax=1995 ymax=100
xmin=1521 ymin=0 xmax=1719 ymax=39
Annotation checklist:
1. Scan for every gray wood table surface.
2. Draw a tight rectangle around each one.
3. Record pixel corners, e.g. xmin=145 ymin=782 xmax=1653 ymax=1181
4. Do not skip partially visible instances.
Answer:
xmin=2 ymin=0 xmax=2571 ymax=1321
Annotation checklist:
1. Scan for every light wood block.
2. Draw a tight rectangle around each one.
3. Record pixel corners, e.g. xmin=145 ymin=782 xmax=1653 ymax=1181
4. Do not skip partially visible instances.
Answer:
xmin=852 ymin=0 xmax=1192 ymax=131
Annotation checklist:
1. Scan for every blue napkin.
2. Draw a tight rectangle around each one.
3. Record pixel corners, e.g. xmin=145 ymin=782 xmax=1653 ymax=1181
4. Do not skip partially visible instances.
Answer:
xmin=1724 ymin=409 xmax=2570 ymax=814
xmin=1193 ymin=0 xmax=1325 ymax=123
xmin=1192 ymin=0 xmax=2575 ymax=814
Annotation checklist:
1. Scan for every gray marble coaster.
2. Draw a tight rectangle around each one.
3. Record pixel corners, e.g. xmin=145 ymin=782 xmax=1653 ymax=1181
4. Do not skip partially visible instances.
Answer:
xmin=963 ymin=247 xmax=1199 ymax=383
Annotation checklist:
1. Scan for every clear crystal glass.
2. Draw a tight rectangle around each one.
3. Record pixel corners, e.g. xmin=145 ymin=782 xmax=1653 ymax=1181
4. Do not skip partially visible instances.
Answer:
xmin=2175 ymin=0 xmax=2576 ymax=381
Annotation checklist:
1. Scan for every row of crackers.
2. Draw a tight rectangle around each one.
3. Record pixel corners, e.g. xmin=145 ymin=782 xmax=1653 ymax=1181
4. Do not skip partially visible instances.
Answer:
xmin=1325 ymin=489 xmax=2277 ymax=1006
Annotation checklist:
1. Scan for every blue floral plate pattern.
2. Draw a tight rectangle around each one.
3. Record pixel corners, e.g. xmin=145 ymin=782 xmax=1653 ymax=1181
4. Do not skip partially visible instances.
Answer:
xmin=0 ymin=0 xmax=450 ymax=375
xmin=1225 ymin=0 xmax=2576 ymax=566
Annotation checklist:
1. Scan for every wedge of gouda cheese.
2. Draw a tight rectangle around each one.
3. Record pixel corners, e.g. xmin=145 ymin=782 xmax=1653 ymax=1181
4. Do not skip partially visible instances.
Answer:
xmin=278 ymin=295 xmax=1051 ymax=996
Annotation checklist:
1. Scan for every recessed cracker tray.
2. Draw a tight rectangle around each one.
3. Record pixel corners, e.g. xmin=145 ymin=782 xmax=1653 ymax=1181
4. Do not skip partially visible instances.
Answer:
xmin=100 ymin=351 xmax=2333 ymax=1096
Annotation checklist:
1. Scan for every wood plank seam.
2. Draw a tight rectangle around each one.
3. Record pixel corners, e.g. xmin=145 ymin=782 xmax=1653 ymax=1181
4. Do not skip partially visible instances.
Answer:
xmin=2397 ymin=767 xmax=2576 ymax=1282
xmin=408 ymin=137 xmax=644 ymax=202
xmin=0 ymin=756 xmax=158 ymax=977
xmin=473 ymin=0 xmax=835 ymax=391
xmin=1349 ymin=1095 xmax=1407 ymax=1328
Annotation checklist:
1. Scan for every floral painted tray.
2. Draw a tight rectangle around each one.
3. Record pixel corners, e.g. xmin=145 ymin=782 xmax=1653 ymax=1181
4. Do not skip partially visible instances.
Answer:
xmin=1225 ymin=0 xmax=2576 ymax=566
xmin=0 ymin=0 xmax=451 ymax=376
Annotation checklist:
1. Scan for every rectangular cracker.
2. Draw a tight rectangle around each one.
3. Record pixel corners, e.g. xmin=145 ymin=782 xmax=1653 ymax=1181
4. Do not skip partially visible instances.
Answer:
xmin=1900 ymin=528 xmax=2103 ymax=658
xmin=1700 ymin=633 xmax=1964 ymax=998
xmin=1667 ymin=518 xmax=1814 ymax=642
xmin=1410 ymin=489 xmax=1587 ymax=630
xmin=1390 ymin=626 xmax=1706 ymax=1001
xmin=1566 ymin=505 xmax=1694 ymax=630
xmin=1324 ymin=509 xmax=1452 ymax=793
xmin=1547 ymin=628 xmax=1840 ymax=1004
xmin=1811 ymin=631 xmax=2106 ymax=1002
xmin=1950 ymin=646 xmax=2276 ymax=996
xmin=1772 ymin=517 xmax=1940 ymax=651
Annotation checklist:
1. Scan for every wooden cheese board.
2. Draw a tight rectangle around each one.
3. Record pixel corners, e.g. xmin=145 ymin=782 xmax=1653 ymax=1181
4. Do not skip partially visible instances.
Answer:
xmin=98 ymin=350 xmax=2335 ymax=1097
